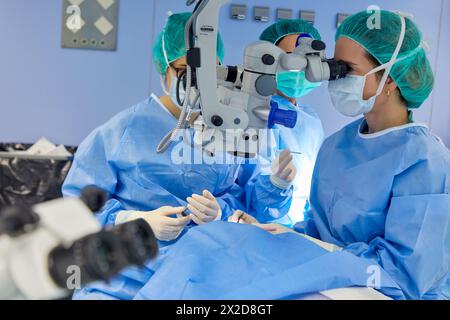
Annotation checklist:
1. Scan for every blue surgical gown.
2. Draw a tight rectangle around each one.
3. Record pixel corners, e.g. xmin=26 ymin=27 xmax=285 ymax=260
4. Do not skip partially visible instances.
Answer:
xmin=63 ymin=95 xmax=293 ymax=299
xmin=63 ymin=94 xmax=293 ymax=224
xmin=296 ymin=119 xmax=450 ymax=299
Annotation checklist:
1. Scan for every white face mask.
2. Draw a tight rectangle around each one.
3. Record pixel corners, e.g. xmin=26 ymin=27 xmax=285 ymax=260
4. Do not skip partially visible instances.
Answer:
xmin=169 ymin=74 xmax=186 ymax=106
xmin=328 ymin=15 xmax=407 ymax=117
xmin=160 ymin=70 xmax=186 ymax=106
xmin=328 ymin=71 xmax=380 ymax=117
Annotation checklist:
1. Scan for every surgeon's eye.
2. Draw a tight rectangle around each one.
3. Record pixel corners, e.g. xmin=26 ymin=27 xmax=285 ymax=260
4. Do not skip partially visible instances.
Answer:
xmin=174 ymin=68 xmax=186 ymax=78
xmin=346 ymin=63 xmax=357 ymax=74
xmin=341 ymin=63 xmax=355 ymax=75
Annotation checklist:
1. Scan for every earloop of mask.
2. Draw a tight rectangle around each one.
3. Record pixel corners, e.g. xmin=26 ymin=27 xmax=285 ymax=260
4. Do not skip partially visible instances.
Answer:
xmin=160 ymin=31 xmax=174 ymax=96
xmin=420 ymin=40 xmax=431 ymax=53
xmin=371 ymin=15 xmax=407 ymax=97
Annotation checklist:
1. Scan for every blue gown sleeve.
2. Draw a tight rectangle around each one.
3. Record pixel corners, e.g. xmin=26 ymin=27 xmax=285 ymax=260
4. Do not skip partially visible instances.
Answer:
xmin=62 ymin=108 xmax=133 ymax=225
xmin=214 ymin=164 xmax=254 ymax=221
xmin=216 ymin=194 xmax=246 ymax=221
xmin=213 ymin=163 xmax=293 ymax=222
xmin=246 ymin=174 xmax=293 ymax=223
xmin=344 ymin=193 xmax=450 ymax=299
xmin=293 ymin=206 xmax=321 ymax=239
xmin=243 ymin=163 xmax=293 ymax=223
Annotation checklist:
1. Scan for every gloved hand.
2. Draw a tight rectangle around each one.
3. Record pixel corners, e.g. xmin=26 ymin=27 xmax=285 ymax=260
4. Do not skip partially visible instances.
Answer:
xmin=253 ymin=223 xmax=297 ymax=235
xmin=116 ymin=206 xmax=191 ymax=242
xmin=187 ymin=190 xmax=222 ymax=225
xmin=270 ymin=149 xmax=297 ymax=190
xmin=228 ymin=210 xmax=259 ymax=225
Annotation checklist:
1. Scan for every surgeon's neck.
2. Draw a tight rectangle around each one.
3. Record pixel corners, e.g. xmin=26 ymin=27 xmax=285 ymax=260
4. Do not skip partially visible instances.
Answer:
xmin=364 ymin=96 xmax=409 ymax=134
xmin=159 ymin=95 xmax=200 ymax=125
xmin=275 ymin=90 xmax=297 ymax=105
xmin=160 ymin=95 xmax=181 ymax=119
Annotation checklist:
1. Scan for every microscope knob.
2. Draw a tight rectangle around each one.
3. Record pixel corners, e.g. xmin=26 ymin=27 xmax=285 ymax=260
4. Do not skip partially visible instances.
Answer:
xmin=261 ymin=54 xmax=275 ymax=65
xmin=311 ymin=40 xmax=326 ymax=51
xmin=0 ymin=205 xmax=40 ymax=238
xmin=211 ymin=115 xmax=224 ymax=127
xmin=268 ymin=100 xmax=298 ymax=129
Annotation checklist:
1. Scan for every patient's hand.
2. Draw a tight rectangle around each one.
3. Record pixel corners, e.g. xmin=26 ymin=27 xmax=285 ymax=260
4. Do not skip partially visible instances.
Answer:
xmin=228 ymin=210 xmax=259 ymax=225
xmin=253 ymin=223 xmax=297 ymax=235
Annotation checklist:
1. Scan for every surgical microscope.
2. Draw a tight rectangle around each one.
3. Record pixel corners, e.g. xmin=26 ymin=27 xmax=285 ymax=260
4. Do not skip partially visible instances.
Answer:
xmin=0 ymin=187 xmax=158 ymax=300
xmin=157 ymin=0 xmax=350 ymax=158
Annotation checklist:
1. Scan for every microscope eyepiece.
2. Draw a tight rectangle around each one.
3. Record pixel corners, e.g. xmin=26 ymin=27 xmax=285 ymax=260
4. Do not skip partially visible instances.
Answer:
xmin=47 ymin=219 xmax=158 ymax=290
xmin=110 ymin=218 xmax=158 ymax=266
xmin=327 ymin=59 xmax=351 ymax=81
xmin=80 ymin=186 xmax=109 ymax=213
xmin=311 ymin=40 xmax=326 ymax=51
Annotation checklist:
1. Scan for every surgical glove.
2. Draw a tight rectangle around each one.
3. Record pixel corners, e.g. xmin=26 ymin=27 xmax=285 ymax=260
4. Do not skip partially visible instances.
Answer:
xmin=187 ymin=190 xmax=222 ymax=225
xmin=116 ymin=206 xmax=191 ymax=242
xmin=253 ymin=223 xmax=297 ymax=235
xmin=270 ymin=149 xmax=297 ymax=190
xmin=228 ymin=210 xmax=259 ymax=225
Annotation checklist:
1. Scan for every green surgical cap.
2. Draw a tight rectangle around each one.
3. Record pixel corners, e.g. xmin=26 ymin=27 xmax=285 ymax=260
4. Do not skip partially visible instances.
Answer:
xmin=336 ymin=10 xmax=434 ymax=109
xmin=153 ymin=12 xmax=225 ymax=75
xmin=260 ymin=19 xmax=322 ymax=44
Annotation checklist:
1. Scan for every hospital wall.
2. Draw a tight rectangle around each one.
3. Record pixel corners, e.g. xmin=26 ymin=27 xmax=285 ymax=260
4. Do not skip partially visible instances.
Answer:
xmin=0 ymin=0 xmax=155 ymax=146
xmin=0 ymin=0 xmax=449 ymax=147
xmin=432 ymin=0 xmax=450 ymax=147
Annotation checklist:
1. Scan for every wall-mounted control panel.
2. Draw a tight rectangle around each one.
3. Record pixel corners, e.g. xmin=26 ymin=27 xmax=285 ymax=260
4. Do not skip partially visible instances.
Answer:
xmin=61 ymin=0 xmax=119 ymax=51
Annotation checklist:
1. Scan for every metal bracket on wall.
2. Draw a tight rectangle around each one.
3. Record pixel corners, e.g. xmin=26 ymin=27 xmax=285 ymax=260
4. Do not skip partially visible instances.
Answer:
xmin=61 ymin=0 xmax=119 ymax=51
xmin=300 ymin=10 xmax=316 ymax=25
xmin=277 ymin=8 xmax=293 ymax=20
xmin=336 ymin=13 xmax=350 ymax=28
xmin=254 ymin=6 xmax=270 ymax=22
xmin=231 ymin=4 xmax=247 ymax=20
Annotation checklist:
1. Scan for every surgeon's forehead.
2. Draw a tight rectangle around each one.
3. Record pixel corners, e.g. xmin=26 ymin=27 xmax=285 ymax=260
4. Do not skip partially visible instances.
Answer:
xmin=334 ymin=37 xmax=367 ymax=67
xmin=277 ymin=34 xmax=301 ymax=53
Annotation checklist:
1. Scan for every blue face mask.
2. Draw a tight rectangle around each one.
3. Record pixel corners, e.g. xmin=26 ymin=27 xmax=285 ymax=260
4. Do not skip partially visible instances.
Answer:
xmin=276 ymin=71 xmax=322 ymax=98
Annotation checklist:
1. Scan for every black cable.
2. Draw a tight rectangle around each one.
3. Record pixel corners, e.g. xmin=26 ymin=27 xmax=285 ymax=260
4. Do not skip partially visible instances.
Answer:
xmin=176 ymin=69 xmax=187 ymax=106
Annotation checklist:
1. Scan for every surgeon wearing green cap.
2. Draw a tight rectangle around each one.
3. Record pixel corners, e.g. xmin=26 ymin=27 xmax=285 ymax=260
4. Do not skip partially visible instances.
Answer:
xmin=65 ymin=12 xmax=297 ymax=300
xmin=260 ymin=19 xmax=323 ymax=102
xmin=253 ymin=19 xmax=325 ymax=226
xmin=155 ymin=13 xmax=223 ymax=118
xmin=246 ymin=10 xmax=450 ymax=300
